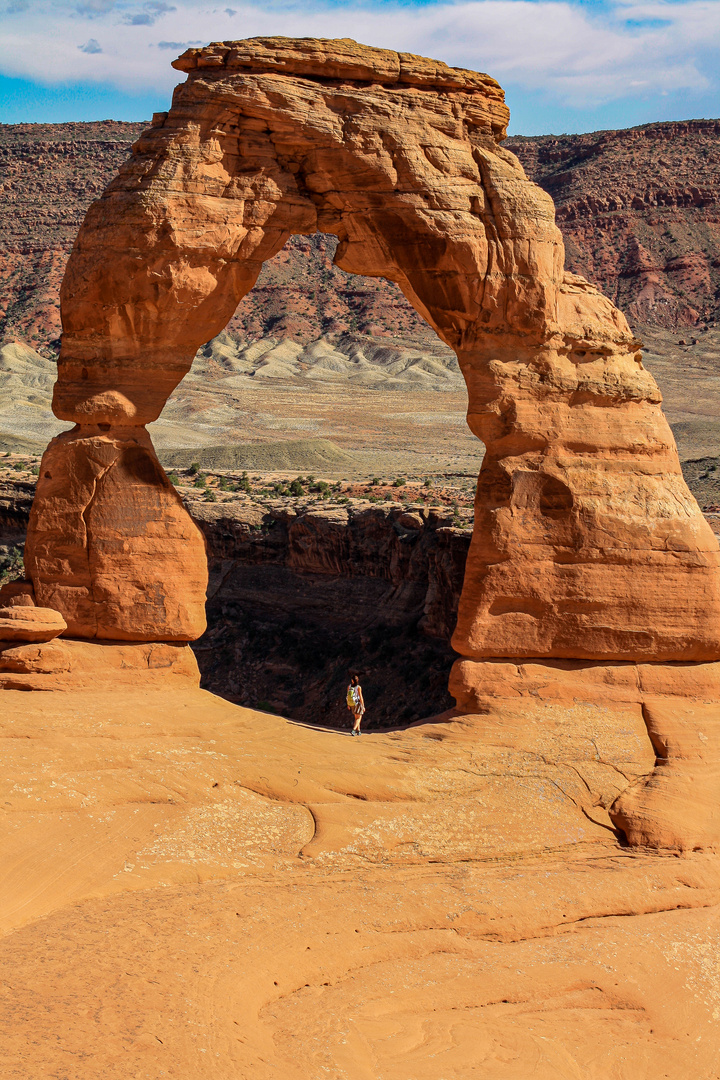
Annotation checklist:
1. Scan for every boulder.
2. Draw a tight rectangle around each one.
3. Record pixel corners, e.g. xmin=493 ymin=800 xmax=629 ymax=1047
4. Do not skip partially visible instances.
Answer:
xmin=0 ymin=605 xmax=66 ymax=643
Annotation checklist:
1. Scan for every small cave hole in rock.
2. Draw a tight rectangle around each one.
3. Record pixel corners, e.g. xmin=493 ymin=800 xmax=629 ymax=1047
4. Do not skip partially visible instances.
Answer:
xmin=148 ymin=234 xmax=485 ymax=729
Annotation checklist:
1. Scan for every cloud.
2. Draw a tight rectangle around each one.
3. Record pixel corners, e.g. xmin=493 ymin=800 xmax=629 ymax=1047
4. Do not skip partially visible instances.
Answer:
xmin=75 ymin=0 xmax=115 ymax=13
xmin=0 ymin=0 xmax=719 ymax=116
xmin=122 ymin=0 xmax=175 ymax=25
xmin=154 ymin=38 xmax=202 ymax=47
xmin=78 ymin=36 xmax=103 ymax=51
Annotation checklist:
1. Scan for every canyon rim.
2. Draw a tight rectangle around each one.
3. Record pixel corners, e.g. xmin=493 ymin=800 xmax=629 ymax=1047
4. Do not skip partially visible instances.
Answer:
xmin=1 ymin=37 xmax=720 ymax=1080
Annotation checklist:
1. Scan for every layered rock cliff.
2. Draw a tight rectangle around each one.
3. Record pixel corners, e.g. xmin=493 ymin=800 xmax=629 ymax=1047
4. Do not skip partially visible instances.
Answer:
xmin=1 ymin=117 xmax=718 ymax=355
xmin=507 ymin=120 xmax=720 ymax=329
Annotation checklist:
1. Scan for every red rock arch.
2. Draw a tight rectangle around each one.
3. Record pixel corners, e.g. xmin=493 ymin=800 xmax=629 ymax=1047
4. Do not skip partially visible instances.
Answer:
xmin=25 ymin=37 xmax=720 ymax=662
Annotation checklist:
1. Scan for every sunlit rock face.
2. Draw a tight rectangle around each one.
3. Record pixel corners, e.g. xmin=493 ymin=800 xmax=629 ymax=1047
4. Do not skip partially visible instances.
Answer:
xmin=16 ymin=37 xmax=720 ymax=850
xmin=27 ymin=36 xmax=720 ymax=657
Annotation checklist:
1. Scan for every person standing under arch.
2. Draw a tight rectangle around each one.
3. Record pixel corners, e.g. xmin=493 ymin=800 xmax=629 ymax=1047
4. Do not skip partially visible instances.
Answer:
xmin=346 ymin=675 xmax=365 ymax=736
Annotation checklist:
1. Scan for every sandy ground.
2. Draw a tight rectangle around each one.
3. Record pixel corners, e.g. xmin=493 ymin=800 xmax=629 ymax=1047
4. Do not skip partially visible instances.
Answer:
xmin=1 ymin=684 xmax=719 ymax=1079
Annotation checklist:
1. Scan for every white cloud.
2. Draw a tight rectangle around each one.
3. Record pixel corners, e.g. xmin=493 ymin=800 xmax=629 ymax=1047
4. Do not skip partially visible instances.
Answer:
xmin=0 ymin=0 xmax=718 ymax=110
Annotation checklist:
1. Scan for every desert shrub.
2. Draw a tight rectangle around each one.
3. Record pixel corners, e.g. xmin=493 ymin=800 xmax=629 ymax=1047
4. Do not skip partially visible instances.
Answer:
xmin=205 ymin=490 xmax=217 ymax=502
xmin=189 ymin=462 xmax=200 ymax=475
xmin=289 ymin=478 xmax=305 ymax=497
xmin=393 ymin=477 xmax=406 ymax=487
xmin=168 ymin=471 xmax=180 ymax=485
xmin=193 ymin=474 xmax=207 ymax=488
xmin=0 ymin=546 xmax=24 ymax=585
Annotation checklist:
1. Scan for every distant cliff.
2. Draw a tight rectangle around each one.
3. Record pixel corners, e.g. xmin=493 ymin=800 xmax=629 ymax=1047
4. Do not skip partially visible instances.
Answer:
xmin=1 ymin=117 xmax=718 ymax=353
xmin=507 ymin=120 xmax=720 ymax=329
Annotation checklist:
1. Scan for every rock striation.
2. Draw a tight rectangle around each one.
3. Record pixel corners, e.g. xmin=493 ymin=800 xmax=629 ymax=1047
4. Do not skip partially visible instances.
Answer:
xmin=25 ymin=427 xmax=207 ymax=640
xmin=15 ymin=37 xmax=720 ymax=849
xmin=507 ymin=120 xmax=720 ymax=329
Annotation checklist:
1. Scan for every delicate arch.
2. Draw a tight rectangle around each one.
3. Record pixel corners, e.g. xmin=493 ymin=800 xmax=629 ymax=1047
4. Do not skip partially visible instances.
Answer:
xmin=25 ymin=37 xmax=720 ymax=659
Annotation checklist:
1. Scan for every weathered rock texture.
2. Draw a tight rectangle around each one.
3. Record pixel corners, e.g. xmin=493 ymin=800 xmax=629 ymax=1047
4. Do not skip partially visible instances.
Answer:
xmin=2 ymin=685 xmax=720 ymax=1078
xmin=30 ymin=36 xmax=720 ymax=662
xmin=25 ymin=426 xmax=207 ymax=640
xmin=451 ymin=658 xmax=720 ymax=853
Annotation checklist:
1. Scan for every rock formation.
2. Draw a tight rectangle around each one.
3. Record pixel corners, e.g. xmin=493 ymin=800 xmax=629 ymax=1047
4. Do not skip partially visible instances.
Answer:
xmin=27 ymin=37 xmax=720 ymax=654
xmin=26 ymin=426 xmax=207 ymax=640
xmin=508 ymin=120 xmax=720 ymax=329
xmin=3 ymin=44 xmax=720 ymax=1072
xmin=10 ymin=37 xmax=720 ymax=850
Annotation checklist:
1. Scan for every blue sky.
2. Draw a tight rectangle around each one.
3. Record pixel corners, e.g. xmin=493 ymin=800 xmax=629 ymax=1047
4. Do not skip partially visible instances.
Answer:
xmin=1 ymin=0 xmax=719 ymax=134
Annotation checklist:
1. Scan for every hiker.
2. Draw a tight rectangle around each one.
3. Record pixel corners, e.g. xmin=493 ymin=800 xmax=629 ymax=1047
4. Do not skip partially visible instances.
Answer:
xmin=346 ymin=675 xmax=365 ymax=736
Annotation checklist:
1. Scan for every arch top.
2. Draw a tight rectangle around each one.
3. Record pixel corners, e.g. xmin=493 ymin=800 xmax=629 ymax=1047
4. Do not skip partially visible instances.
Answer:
xmin=171 ymin=36 xmax=507 ymax=118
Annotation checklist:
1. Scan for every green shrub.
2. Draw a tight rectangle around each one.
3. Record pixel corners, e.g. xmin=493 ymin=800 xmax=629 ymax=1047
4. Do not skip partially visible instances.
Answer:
xmin=168 ymin=471 xmax=180 ymax=486
xmin=205 ymin=490 xmax=217 ymax=502
xmin=289 ymin=478 xmax=305 ymax=497
xmin=193 ymin=474 xmax=207 ymax=488
xmin=189 ymin=462 xmax=200 ymax=476
xmin=0 ymin=545 xmax=24 ymax=585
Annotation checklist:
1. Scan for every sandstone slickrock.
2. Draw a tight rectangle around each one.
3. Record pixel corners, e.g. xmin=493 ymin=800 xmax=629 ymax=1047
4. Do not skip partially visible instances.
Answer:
xmin=0 ymin=639 xmax=200 ymax=691
xmin=2 ymin=685 xmax=720 ymax=1077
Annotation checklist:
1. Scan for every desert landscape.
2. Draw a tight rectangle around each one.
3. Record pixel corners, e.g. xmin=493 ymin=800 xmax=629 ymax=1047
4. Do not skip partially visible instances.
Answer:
xmin=1 ymin=33 xmax=720 ymax=1080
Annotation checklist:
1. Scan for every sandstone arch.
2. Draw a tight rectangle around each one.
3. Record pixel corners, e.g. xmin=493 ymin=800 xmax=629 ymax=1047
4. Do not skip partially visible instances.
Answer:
xmin=23 ymin=36 xmax=720 ymax=665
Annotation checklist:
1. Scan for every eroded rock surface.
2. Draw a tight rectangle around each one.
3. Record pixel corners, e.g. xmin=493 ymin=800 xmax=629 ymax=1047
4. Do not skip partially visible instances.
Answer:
xmin=26 ymin=427 xmax=207 ymax=640
xmin=33 ymin=35 xmax=720 ymax=662
xmin=1 ymin=686 xmax=720 ymax=1078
